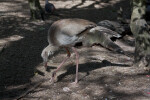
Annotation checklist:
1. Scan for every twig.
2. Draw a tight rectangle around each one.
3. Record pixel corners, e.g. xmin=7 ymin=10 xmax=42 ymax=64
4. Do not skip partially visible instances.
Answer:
xmin=15 ymin=78 xmax=51 ymax=100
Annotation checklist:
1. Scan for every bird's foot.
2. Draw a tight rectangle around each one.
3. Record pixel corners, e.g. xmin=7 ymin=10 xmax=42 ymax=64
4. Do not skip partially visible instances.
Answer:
xmin=71 ymin=82 xmax=77 ymax=85
xmin=50 ymin=71 xmax=57 ymax=84
xmin=69 ymin=80 xmax=79 ymax=87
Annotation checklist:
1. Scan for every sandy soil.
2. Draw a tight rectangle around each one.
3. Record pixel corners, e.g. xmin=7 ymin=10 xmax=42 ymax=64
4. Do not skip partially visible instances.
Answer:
xmin=0 ymin=0 xmax=150 ymax=100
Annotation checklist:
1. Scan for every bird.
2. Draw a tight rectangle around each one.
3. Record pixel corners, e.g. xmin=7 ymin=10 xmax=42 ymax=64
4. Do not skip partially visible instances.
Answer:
xmin=45 ymin=0 xmax=55 ymax=14
xmin=41 ymin=18 xmax=124 ymax=85
xmin=97 ymin=20 xmax=132 ymax=36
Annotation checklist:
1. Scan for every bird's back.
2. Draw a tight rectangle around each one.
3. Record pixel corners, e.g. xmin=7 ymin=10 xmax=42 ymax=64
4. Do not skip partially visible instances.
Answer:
xmin=48 ymin=18 xmax=96 ymax=47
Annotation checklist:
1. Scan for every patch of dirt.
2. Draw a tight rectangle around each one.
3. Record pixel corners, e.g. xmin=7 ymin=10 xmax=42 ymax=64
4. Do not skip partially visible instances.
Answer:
xmin=0 ymin=0 xmax=150 ymax=100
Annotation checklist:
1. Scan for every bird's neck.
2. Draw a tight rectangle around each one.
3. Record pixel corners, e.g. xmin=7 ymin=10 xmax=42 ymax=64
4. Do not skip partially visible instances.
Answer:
xmin=45 ymin=0 xmax=49 ymax=4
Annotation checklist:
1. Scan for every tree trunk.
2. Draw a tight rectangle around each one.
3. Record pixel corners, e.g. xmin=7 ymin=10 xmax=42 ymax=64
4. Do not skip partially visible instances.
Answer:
xmin=130 ymin=0 xmax=150 ymax=67
xmin=28 ymin=0 xmax=44 ymax=20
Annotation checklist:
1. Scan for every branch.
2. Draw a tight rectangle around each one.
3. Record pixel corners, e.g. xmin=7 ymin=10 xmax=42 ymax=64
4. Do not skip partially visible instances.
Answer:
xmin=15 ymin=78 xmax=50 ymax=100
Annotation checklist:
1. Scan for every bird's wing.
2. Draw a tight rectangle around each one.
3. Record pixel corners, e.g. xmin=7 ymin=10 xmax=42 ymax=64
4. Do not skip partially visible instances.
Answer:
xmin=90 ymin=26 xmax=121 ymax=39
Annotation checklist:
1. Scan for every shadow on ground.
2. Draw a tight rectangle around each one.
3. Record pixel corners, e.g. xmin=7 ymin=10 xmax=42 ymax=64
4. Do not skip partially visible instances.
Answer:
xmin=2 ymin=0 xmax=148 ymax=100
xmin=0 ymin=16 xmax=52 ymax=99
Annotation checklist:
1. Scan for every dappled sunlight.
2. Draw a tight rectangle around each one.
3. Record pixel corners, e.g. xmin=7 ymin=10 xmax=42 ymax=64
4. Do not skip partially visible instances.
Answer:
xmin=1 ymin=0 xmax=146 ymax=100
xmin=40 ymin=0 xmax=124 ymax=9
xmin=0 ymin=0 xmax=29 ymax=17
xmin=0 ymin=35 xmax=24 ymax=46
xmin=0 ymin=0 xmax=131 ymax=22
xmin=0 ymin=0 xmax=129 ymax=19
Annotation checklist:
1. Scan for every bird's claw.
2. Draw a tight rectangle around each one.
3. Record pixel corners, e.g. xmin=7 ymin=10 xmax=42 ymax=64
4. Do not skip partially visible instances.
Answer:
xmin=69 ymin=81 xmax=79 ymax=87
xmin=71 ymin=82 xmax=77 ymax=85
xmin=50 ymin=71 xmax=57 ymax=84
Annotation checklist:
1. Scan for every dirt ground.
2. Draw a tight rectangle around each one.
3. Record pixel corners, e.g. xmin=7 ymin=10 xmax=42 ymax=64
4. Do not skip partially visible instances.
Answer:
xmin=0 ymin=0 xmax=150 ymax=100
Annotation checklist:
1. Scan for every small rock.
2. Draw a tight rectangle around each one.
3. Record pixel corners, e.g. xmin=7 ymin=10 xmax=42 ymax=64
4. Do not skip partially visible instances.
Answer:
xmin=105 ymin=84 xmax=108 ymax=87
xmin=63 ymin=87 xmax=70 ymax=92
xmin=118 ymin=82 xmax=121 ymax=85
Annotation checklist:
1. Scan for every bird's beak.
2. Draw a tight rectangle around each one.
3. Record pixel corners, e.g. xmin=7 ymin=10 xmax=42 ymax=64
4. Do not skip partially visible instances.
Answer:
xmin=44 ymin=62 xmax=48 ymax=68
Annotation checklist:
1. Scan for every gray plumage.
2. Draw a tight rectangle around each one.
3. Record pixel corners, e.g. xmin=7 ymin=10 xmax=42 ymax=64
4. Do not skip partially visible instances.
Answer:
xmin=41 ymin=18 xmax=124 ymax=84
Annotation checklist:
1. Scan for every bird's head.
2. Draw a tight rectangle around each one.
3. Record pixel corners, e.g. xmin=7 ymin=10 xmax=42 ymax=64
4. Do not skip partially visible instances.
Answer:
xmin=41 ymin=45 xmax=58 ymax=68
xmin=41 ymin=48 xmax=49 ymax=68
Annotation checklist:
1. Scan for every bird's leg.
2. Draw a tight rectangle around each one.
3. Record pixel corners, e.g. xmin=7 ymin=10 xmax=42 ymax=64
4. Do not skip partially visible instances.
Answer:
xmin=50 ymin=48 xmax=71 ymax=83
xmin=71 ymin=47 xmax=79 ymax=84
